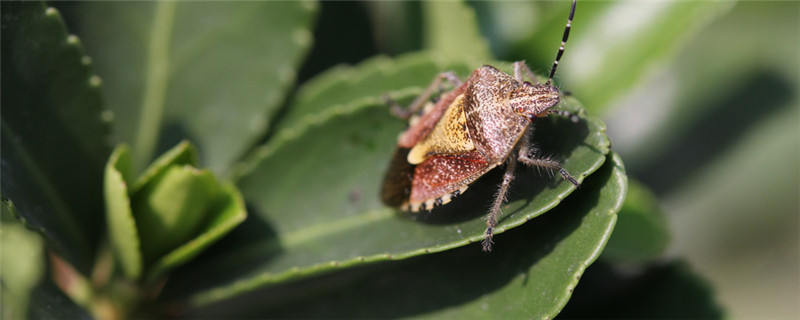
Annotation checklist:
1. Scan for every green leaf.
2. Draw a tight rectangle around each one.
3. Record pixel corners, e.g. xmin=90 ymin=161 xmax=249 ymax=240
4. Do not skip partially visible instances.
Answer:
xmin=131 ymin=140 xmax=198 ymax=193
xmin=559 ymin=260 xmax=725 ymax=318
xmin=159 ymin=61 xmax=612 ymax=304
xmin=1 ymin=1 xmax=112 ymax=274
xmin=601 ymin=179 xmax=669 ymax=264
xmin=182 ymin=151 xmax=626 ymax=318
xmin=105 ymin=141 xmax=247 ymax=280
xmin=551 ymin=2 xmax=733 ymax=112
xmin=422 ymin=0 xmax=492 ymax=62
xmin=147 ymin=181 xmax=247 ymax=281
xmin=104 ymin=145 xmax=142 ymax=280
xmin=104 ymin=141 xmax=247 ymax=281
xmin=1 ymin=199 xmax=46 ymax=320
xmin=68 ymin=1 xmax=317 ymax=174
xmin=269 ymin=51 xmax=477 ymax=138
xmin=134 ymin=165 xmax=223 ymax=264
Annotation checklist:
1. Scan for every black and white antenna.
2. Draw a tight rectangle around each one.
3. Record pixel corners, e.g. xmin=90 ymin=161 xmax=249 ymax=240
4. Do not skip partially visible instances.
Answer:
xmin=546 ymin=0 xmax=577 ymax=86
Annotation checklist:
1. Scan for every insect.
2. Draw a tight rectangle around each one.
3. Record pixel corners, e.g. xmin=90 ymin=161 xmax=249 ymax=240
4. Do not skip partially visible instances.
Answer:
xmin=381 ymin=0 xmax=579 ymax=252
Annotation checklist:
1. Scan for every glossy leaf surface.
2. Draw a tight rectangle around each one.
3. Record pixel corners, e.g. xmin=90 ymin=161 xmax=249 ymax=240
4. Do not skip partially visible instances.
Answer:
xmin=184 ymin=152 xmax=626 ymax=318
xmin=161 ymin=56 xmax=613 ymax=305
xmin=1 ymin=1 xmax=111 ymax=273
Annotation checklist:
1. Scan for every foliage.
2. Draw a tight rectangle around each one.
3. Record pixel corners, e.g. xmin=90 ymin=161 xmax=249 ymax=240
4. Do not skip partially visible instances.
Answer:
xmin=4 ymin=0 xmax=797 ymax=318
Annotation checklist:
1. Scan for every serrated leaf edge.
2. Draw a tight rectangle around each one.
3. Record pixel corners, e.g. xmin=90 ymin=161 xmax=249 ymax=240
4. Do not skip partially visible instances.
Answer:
xmin=104 ymin=145 xmax=143 ymax=280
xmin=292 ymin=51 xmax=463 ymax=109
xmin=1 ymin=3 xmax=111 ymax=268
xmin=195 ymin=102 xmax=612 ymax=306
xmin=131 ymin=140 xmax=198 ymax=192
xmin=232 ymin=87 xmax=422 ymax=181
xmin=546 ymin=151 xmax=628 ymax=319
xmin=1 ymin=125 xmax=91 ymax=260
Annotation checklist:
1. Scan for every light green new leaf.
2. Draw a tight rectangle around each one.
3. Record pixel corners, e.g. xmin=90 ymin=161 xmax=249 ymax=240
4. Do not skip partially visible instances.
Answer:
xmin=135 ymin=166 xmax=222 ymax=265
xmin=105 ymin=142 xmax=199 ymax=280
xmin=146 ymin=181 xmax=247 ymax=281
xmin=103 ymin=141 xmax=247 ymax=281
xmin=160 ymin=59 xmax=611 ymax=304
xmin=130 ymin=141 xmax=198 ymax=193
xmin=182 ymin=152 xmax=626 ymax=318
xmin=1 ymin=200 xmax=46 ymax=320
xmin=104 ymin=145 xmax=142 ymax=279
xmin=601 ymin=179 xmax=669 ymax=264
xmin=69 ymin=1 xmax=317 ymax=174
xmin=1 ymin=1 xmax=111 ymax=274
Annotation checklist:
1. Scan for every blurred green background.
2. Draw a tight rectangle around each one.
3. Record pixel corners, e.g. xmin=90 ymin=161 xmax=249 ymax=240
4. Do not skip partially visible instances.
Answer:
xmin=314 ymin=1 xmax=798 ymax=318
xmin=532 ymin=2 xmax=799 ymax=318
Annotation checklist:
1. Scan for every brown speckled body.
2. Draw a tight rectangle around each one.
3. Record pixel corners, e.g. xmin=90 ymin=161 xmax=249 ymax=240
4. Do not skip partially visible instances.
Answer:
xmin=382 ymin=0 xmax=578 ymax=252
xmin=381 ymin=65 xmax=560 ymax=212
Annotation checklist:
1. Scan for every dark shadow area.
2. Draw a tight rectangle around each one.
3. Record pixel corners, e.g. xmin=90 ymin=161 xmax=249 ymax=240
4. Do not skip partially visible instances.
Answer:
xmin=178 ymin=153 xmax=615 ymax=318
xmin=635 ymin=71 xmax=794 ymax=195
xmin=559 ymin=260 xmax=724 ymax=319
xmin=28 ymin=280 xmax=93 ymax=319
xmin=47 ymin=2 xmax=81 ymax=32
xmin=155 ymin=121 xmax=198 ymax=163
xmin=157 ymin=203 xmax=281 ymax=302
xmin=296 ymin=2 xmax=378 ymax=84
xmin=2 ymin=2 xmax=109 ymax=274
xmin=248 ymin=2 xmax=380 ymax=160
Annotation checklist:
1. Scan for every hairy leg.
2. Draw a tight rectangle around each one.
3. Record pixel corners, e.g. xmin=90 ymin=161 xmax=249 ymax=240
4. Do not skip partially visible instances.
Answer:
xmin=517 ymin=127 xmax=580 ymax=187
xmin=483 ymin=154 xmax=518 ymax=252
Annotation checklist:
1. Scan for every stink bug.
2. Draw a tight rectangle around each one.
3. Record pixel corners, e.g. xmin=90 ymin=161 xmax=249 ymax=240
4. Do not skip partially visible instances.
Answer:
xmin=381 ymin=0 xmax=580 ymax=252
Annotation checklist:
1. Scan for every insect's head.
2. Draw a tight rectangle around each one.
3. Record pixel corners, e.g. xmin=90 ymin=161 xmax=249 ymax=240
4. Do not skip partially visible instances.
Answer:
xmin=510 ymin=81 xmax=560 ymax=121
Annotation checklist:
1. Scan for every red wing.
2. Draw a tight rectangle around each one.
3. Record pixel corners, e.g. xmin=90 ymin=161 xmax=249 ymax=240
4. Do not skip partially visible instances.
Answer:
xmin=410 ymin=151 xmax=493 ymax=205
